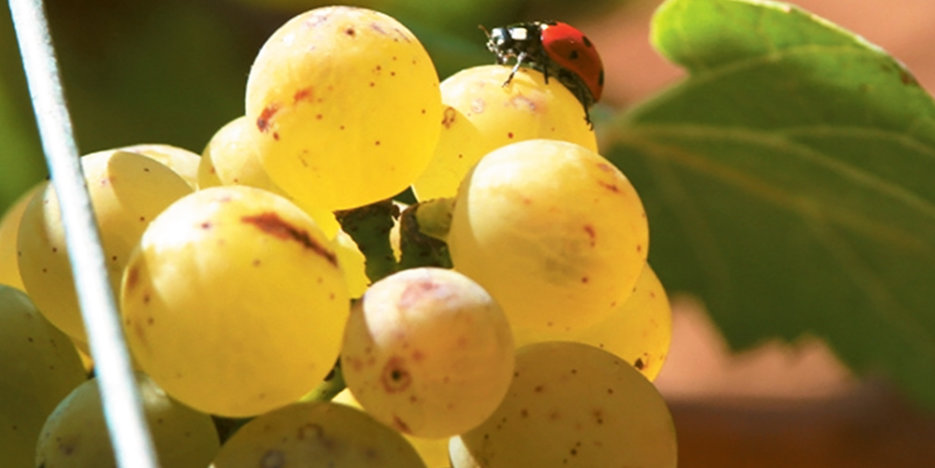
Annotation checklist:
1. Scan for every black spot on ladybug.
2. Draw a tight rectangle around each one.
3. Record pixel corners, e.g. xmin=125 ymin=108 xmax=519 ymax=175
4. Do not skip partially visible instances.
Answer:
xmin=598 ymin=69 xmax=605 ymax=86
xmin=583 ymin=36 xmax=593 ymax=48
xmin=569 ymin=50 xmax=579 ymax=60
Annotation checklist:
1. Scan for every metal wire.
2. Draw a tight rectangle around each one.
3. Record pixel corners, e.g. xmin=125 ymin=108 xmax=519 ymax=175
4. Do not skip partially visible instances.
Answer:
xmin=7 ymin=0 xmax=160 ymax=466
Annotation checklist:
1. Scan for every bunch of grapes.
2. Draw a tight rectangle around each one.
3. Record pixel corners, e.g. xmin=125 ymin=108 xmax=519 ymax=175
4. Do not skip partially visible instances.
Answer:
xmin=1 ymin=5 xmax=676 ymax=467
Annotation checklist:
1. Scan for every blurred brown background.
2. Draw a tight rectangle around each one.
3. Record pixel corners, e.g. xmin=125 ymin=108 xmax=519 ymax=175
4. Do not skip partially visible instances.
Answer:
xmin=583 ymin=1 xmax=935 ymax=465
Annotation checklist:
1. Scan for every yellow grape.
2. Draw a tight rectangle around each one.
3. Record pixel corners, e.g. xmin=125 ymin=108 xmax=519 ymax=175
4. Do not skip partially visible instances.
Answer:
xmin=35 ymin=374 xmax=220 ymax=468
xmin=449 ymin=341 xmax=677 ymax=468
xmin=333 ymin=228 xmax=370 ymax=298
xmin=17 ymin=150 xmax=193 ymax=343
xmin=245 ymin=6 xmax=442 ymax=211
xmin=121 ymin=186 xmax=349 ymax=417
xmin=447 ymin=139 xmax=649 ymax=338
xmin=333 ymin=388 xmax=451 ymax=468
xmin=198 ymin=115 xmax=274 ymax=190
xmin=0 ymin=285 xmax=86 ymax=467
xmin=0 ymin=183 xmax=41 ymax=291
xmin=515 ymin=264 xmax=673 ymax=381
xmin=341 ymin=267 xmax=514 ymax=438
xmin=198 ymin=114 xmax=340 ymax=237
xmin=412 ymin=65 xmax=597 ymax=201
xmin=211 ymin=401 xmax=426 ymax=468
xmin=122 ymin=143 xmax=202 ymax=188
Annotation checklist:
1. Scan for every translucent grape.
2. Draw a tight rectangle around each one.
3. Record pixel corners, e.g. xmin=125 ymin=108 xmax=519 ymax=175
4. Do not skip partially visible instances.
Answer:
xmin=120 ymin=185 xmax=349 ymax=417
xmin=245 ymin=6 xmax=442 ymax=211
xmin=412 ymin=65 xmax=597 ymax=201
xmin=0 ymin=285 xmax=86 ymax=467
xmin=447 ymin=139 xmax=649 ymax=338
xmin=515 ymin=264 xmax=673 ymax=381
xmin=35 ymin=374 xmax=220 ymax=468
xmin=449 ymin=341 xmax=677 ymax=468
xmin=0 ymin=184 xmax=41 ymax=291
xmin=17 ymin=150 xmax=193 ymax=343
xmin=211 ymin=401 xmax=426 ymax=468
xmin=198 ymin=115 xmax=340 ymax=237
xmin=341 ymin=267 xmax=514 ymax=438
xmin=334 ymin=228 xmax=370 ymax=298
xmin=122 ymin=143 xmax=202 ymax=188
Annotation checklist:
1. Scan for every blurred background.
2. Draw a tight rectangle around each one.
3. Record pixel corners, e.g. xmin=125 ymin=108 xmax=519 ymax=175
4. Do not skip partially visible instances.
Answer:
xmin=2 ymin=0 xmax=935 ymax=465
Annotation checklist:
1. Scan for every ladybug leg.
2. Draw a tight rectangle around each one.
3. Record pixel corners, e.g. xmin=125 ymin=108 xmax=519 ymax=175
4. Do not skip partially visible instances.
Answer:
xmin=503 ymin=51 xmax=527 ymax=86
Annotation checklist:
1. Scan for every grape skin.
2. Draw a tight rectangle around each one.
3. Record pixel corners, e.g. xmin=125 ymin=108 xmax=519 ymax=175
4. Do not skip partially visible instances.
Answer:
xmin=514 ymin=264 xmax=673 ymax=381
xmin=333 ymin=388 xmax=451 ymax=468
xmin=198 ymin=115 xmax=341 ymax=237
xmin=17 ymin=149 xmax=193 ymax=344
xmin=211 ymin=401 xmax=426 ymax=468
xmin=0 ymin=285 xmax=86 ymax=468
xmin=341 ymin=267 xmax=514 ymax=438
xmin=121 ymin=185 xmax=349 ymax=417
xmin=35 ymin=374 xmax=220 ymax=468
xmin=449 ymin=341 xmax=678 ymax=468
xmin=0 ymin=184 xmax=41 ymax=291
xmin=412 ymin=64 xmax=598 ymax=201
xmin=447 ymin=139 xmax=649 ymax=339
xmin=245 ymin=6 xmax=442 ymax=211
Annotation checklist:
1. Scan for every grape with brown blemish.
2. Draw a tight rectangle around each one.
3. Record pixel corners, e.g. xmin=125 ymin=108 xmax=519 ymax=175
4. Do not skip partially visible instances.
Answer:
xmin=120 ymin=185 xmax=349 ymax=417
xmin=449 ymin=341 xmax=677 ymax=467
xmin=245 ymin=6 xmax=442 ymax=211
xmin=341 ymin=267 xmax=514 ymax=438
xmin=447 ymin=139 xmax=649 ymax=341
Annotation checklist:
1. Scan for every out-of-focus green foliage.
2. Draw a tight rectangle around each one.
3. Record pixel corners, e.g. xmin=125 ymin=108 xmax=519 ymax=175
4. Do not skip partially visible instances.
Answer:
xmin=1 ymin=0 xmax=626 ymax=214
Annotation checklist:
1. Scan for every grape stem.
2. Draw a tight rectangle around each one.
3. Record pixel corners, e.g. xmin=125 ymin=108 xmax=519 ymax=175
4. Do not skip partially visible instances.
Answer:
xmin=398 ymin=197 xmax=454 ymax=270
xmin=335 ymin=200 xmax=399 ymax=283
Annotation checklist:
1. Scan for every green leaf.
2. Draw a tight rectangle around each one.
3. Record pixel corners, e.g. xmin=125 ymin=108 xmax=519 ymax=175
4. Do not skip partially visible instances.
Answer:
xmin=604 ymin=0 xmax=935 ymax=407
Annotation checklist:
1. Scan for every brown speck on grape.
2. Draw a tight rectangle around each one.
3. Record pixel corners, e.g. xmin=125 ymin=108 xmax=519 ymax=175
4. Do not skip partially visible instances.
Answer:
xmin=534 ymin=384 xmax=544 ymax=393
xmin=139 ymin=216 xmax=145 ymax=222
xmin=241 ymin=212 xmax=338 ymax=266
xmin=125 ymin=266 xmax=139 ymax=290
xmin=369 ymin=81 xmax=376 ymax=87
xmin=393 ymin=414 xmax=411 ymax=433
xmin=200 ymin=221 xmax=212 ymax=229
xmin=316 ymin=113 xmax=323 ymax=120
xmin=374 ymin=140 xmax=381 ymax=146
xmin=581 ymin=276 xmax=589 ymax=283
xmin=634 ymin=357 xmax=645 ymax=370
xmin=507 ymin=132 xmax=515 ymax=139
xmin=598 ymin=181 xmax=620 ymax=193
xmin=142 ymin=294 xmax=150 ymax=304
xmin=344 ymin=27 xmax=356 ymax=36
xmin=253 ymin=259 xmax=261 ymax=267
xmin=257 ymin=105 xmax=278 ymax=132
xmin=441 ymin=106 xmax=456 ymax=128
xmin=293 ymin=86 xmax=314 ymax=103
xmin=381 ymin=356 xmax=412 ymax=393
xmin=583 ymin=224 xmax=596 ymax=246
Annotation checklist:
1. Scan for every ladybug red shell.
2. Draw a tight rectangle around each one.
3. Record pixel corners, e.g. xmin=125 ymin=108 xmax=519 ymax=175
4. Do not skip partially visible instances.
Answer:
xmin=484 ymin=21 xmax=605 ymax=123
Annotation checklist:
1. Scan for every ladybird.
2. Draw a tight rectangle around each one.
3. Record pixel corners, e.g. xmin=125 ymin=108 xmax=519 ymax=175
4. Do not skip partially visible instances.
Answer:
xmin=483 ymin=21 xmax=604 ymax=124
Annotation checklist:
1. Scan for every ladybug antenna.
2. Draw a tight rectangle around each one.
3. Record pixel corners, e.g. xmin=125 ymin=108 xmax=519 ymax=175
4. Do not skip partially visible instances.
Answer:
xmin=478 ymin=24 xmax=491 ymax=38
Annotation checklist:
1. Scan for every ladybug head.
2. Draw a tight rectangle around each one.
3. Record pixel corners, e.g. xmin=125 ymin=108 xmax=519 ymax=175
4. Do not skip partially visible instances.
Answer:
xmin=482 ymin=25 xmax=512 ymax=52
